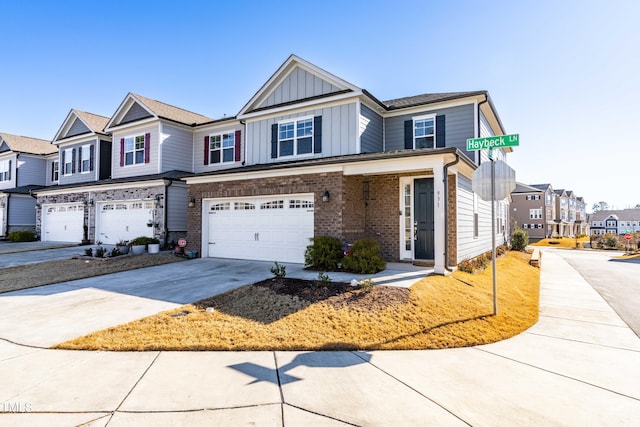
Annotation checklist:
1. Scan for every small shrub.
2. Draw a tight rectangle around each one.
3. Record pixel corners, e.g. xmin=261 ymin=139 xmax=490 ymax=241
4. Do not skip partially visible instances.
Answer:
xmin=84 ymin=248 xmax=93 ymax=256
xmin=304 ymin=236 xmax=343 ymax=270
xmin=511 ymin=227 xmax=529 ymax=251
xmin=358 ymin=277 xmax=375 ymax=292
xmin=342 ymin=238 xmax=386 ymax=274
xmin=110 ymin=247 xmax=121 ymax=257
xmin=315 ymin=272 xmax=331 ymax=287
xmin=8 ymin=230 xmax=38 ymax=242
xmin=605 ymin=234 xmax=618 ymax=248
xmin=95 ymin=247 xmax=106 ymax=258
xmin=129 ymin=236 xmax=160 ymax=249
xmin=458 ymin=253 xmax=490 ymax=273
xmin=270 ymin=261 xmax=286 ymax=278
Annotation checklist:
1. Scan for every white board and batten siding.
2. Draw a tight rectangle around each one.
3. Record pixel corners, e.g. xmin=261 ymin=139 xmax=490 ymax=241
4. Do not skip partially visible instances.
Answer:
xmin=245 ymin=102 xmax=358 ymax=165
xmin=205 ymin=194 xmax=315 ymax=263
xmin=456 ymin=174 xmax=496 ymax=263
xmin=258 ymin=67 xmax=341 ymax=109
xmin=111 ymin=123 xmax=158 ymax=179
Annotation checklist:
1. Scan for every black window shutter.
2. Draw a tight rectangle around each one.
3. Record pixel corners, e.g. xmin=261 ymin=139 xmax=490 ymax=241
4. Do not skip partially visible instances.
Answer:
xmin=51 ymin=162 xmax=55 ymax=181
xmin=7 ymin=160 xmax=11 ymax=180
xmin=72 ymin=148 xmax=76 ymax=173
xmin=78 ymin=146 xmax=82 ymax=171
xmin=89 ymin=145 xmax=95 ymax=171
xmin=271 ymin=123 xmax=278 ymax=159
xmin=61 ymin=151 xmax=66 ymax=172
xmin=313 ymin=116 xmax=322 ymax=153
xmin=203 ymin=136 xmax=209 ymax=165
xmin=404 ymin=120 xmax=413 ymax=149
xmin=436 ymin=115 xmax=446 ymax=148
xmin=144 ymin=133 xmax=150 ymax=163
xmin=234 ymin=130 xmax=241 ymax=162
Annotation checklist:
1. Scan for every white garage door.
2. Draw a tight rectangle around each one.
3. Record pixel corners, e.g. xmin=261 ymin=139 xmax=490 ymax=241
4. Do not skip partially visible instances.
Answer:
xmin=96 ymin=200 xmax=154 ymax=244
xmin=207 ymin=194 xmax=314 ymax=263
xmin=42 ymin=203 xmax=85 ymax=242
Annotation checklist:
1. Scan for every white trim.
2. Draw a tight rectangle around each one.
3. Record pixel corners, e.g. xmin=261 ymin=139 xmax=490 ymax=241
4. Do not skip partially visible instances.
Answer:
xmin=275 ymin=115 xmax=315 ymax=159
xmin=106 ymin=117 xmax=157 ymax=133
xmin=239 ymin=93 xmax=361 ymax=121
xmin=411 ymin=113 xmax=436 ymax=150
xmin=207 ymin=130 xmax=238 ymax=165
xmin=355 ymin=100 xmax=362 ymax=154
xmin=122 ymin=133 xmax=146 ymax=167
xmin=105 ymin=94 xmax=157 ymax=132
xmin=35 ymin=179 xmax=168 ymax=196
xmin=158 ymin=123 xmax=163 ymax=174
xmin=80 ymin=144 xmax=91 ymax=174
xmin=383 ymin=97 xmax=482 ymax=118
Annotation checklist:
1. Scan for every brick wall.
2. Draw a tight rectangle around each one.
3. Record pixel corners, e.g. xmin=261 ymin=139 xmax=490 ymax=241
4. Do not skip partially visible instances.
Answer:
xmin=447 ymin=174 xmax=457 ymax=266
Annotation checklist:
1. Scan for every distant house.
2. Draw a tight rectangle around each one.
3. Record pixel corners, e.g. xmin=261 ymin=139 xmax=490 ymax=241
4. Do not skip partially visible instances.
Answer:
xmin=0 ymin=133 xmax=57 ymax=237
xmin=589 ymin=209 xmax=640 ymax=235
xmin=510 ymin=182 xmax=588 ymax=238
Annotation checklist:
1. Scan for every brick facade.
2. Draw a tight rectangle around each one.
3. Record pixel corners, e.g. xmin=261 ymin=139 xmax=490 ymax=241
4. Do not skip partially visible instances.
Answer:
xmin=447 ymin=174 xmax=457 ymax=266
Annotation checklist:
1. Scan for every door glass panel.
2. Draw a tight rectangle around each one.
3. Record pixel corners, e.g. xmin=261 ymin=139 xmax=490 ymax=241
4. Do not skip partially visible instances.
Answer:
xmin=404 ymin=184 xmax=412 ymax=251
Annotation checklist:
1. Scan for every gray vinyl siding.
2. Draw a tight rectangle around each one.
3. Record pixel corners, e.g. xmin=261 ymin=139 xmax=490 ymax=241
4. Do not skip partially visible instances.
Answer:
xmin=111 ymin=124 xmax=158 ymax=178
xmin=161 ymin=124 xmax=193 ymax=172
xmin=193 ymin=124 xmax=244 ymax=174
xmin=121 ymin=102 xmax=153 ymax=124
xmin=16 ymin=155 xmax=47 ymax=187
xmin=478 ymin=111 xmax=506 ymax=162
xmin=8 ymin=194 xmax=36 ymax=226
xmin=0 ymin=154 xmax=17 ymax=190
xmin=246 ymin=102 xmax=357 ymax=165
xmin=66 ymin=117 xmax=90 ymax=137
xmin=359 ymin=104 xmax=383 ymax=153
xmin=385 ymin=104 xmax=475 ymax=158
xmin=167 ymin=182 xmax=187 ymax=231
xmin=456 ymin=174 xmax=494 ymax=262
xmin=58 ymin=139 xmax=99 ymax=185
xmin=259 ymin=67 xmax=341 ymax=109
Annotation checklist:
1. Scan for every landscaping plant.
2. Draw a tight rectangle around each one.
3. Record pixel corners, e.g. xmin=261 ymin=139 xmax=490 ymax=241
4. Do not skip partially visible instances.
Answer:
xmin=304 ymin=236 xmax=343 ymax=270
xmin=7 ymin=230 xmax=38 ymax=242
xmin=341 ymin=238 xmax=386 ymax=274
xmin=511 ymin=226 xmax=529 ymax=251
xmin=270 ymin=261 xmax=286 ymax=278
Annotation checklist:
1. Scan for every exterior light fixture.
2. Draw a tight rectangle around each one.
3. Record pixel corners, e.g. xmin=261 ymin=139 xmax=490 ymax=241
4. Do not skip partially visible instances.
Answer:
xmin=322 ymin=190 xmax=330 ymax=202
xmin=188 ymin=198 xmax=196 ymax=208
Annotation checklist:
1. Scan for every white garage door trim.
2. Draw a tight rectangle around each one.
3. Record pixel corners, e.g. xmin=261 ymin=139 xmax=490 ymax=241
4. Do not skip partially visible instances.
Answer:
xmin=204 ymin=193 xmax=314 ymax=263
xmin=42 ymin=203 xmax=85 ymax=242
xmin=0 ymin=206 xmax=6 ymax=237
xmin=96 ymin=200 xmax=154 ymax=244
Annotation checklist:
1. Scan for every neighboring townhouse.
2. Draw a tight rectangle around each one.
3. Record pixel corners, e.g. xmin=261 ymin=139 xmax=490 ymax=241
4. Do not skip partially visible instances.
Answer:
xmin=35 ymin=95 xmax=214 ymax=245
xmin=574 ymin=196 xmax=588 ymax=235
xmin=0 ymin=133 xmax=57 ymax=237
xmin=554 ymin=189 xmax=570 ymax=236
xmin=183 ymin=55 xmax=512 ymax=274
xmin=510 ymin=183 xmax=549 ymax=239
xmin=589 ymin=209 xmax=640 ymax=235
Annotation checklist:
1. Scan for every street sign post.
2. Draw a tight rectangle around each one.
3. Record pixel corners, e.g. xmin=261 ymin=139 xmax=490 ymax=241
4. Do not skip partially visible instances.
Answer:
xmin=468 ymin=134 xmax=518 ymax=316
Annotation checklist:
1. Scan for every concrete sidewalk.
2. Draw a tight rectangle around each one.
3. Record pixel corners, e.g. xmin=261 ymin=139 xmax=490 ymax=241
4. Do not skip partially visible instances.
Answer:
xmin=1 ymin=251 xmax=639 ymax=425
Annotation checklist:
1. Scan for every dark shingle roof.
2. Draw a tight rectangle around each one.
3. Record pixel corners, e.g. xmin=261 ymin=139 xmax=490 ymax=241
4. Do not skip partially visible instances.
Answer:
xmin=383 ymin=91 xmax=487 ymax=110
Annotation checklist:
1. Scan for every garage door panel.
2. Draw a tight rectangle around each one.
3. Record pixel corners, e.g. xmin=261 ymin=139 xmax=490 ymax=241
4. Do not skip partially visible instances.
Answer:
xmin=97 ymin=201 xmax=153 ymax=244
xmin=207 ymin=195 xmax=314 ymax=263
xmin=42 ymin=204 xmax=84 ymax=242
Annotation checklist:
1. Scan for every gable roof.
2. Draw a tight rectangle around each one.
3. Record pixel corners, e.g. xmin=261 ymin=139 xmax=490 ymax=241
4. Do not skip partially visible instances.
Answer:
xmin=531 ymin=183 xmax=553 ymax=192
xmin=238 ymin=54 xmax=362 ymax=116
xmin=512 ymin=182 xmax=544 ymax=194
xmin=589 ymin=209 xmax=640 ymax=222
xmin=383 ymin=91 xmax=488 ymax=109
xmin=0 ymin=133 xmax=56 ymax=155
xmin=105 ymin=93 xmax=214 ymax=130
xmin=53 ymin=109 xmax=110 ymax=142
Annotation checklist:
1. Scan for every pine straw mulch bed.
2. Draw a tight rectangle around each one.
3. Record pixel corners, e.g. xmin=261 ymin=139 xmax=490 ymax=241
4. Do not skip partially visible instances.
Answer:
xmin=55 ymin=251 xmax=540 ymax=352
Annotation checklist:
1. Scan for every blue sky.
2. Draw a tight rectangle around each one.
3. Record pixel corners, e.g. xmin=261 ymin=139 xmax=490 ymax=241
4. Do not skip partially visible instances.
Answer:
xmin=1 ymin=0 xmax=638 ymax=210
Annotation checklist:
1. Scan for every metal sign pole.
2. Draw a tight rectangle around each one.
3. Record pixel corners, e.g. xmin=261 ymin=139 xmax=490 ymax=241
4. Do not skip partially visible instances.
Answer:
xmin=490 ymin=150 xmax=497 ymax=316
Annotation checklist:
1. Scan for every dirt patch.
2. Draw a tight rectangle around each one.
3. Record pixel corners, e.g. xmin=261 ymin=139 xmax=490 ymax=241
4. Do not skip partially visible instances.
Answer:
xmin=0 ymin=253 xmax=187 ymax=294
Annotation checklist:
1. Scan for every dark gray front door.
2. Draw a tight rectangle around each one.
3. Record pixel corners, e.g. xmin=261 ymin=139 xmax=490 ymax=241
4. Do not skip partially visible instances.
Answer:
xmin=414 ymin=178 xmax=434 ymax=259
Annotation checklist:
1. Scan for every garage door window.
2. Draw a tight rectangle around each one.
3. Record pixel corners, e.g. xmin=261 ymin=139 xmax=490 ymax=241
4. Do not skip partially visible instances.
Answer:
xmin=289 ymin=199 xmax=314 ymax=209
xmin=211 ymin=202 xmax=230 ymax=211
xmin=260 ymin=200 xmax=283 ymax=210
xmin=236 ymin=202 xmax=255 ymax=210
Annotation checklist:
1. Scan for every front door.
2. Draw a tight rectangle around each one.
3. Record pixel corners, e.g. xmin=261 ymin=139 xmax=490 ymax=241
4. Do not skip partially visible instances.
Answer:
xmin=414 ymin=178 xmax=434 ymax=259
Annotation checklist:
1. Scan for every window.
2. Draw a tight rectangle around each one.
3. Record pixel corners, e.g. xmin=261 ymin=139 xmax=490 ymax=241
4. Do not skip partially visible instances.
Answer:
xmin=547 ymin=209 xmax=553 ymax=219
xmin=530 ymin=209 xmax=542 ymax=219
xmin=289 ymin=200 xmax=314 ymax=209
xmin=413 ymin=116 xmax=435 ymax=149
xmin=526 ymin=195 xmax=540 ymax=200
xmin=235 ymin=202 xmax=255 ymax=210
xmin=125 ymin=135 xmax=145 ymax=165
xmin=63 ymin=148 xmax=73 ymax=175
xmin=210 ymin=203 xmax=230 ymax=211
xmin=0 ymin=160 xmax=11 ymax=181
xmin=278 ymin=117 xmax=313 ymax=157
xmin=209 ymin=132 xmax=235 ymax=164
xmin=261 ymin=200 xmax=284 ymax=210
xmin=51 ymin=161 xmax=59 ymax=182
xmin=80 ymin=145 xmax=91 ymax=172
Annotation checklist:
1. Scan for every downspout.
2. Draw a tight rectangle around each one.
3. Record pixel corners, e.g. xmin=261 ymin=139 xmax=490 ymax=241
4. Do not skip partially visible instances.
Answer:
xmin=163 ymin=179 xmax=173 ymax=246
xmin=443 ymin=152 xmax=460 ymax=272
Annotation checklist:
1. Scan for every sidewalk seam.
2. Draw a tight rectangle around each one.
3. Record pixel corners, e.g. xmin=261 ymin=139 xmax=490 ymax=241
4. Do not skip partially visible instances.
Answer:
xmin=524 ymin=330 xmax=640 ymax=353
xmin=113 ymin=351 xmax=161 ymax=413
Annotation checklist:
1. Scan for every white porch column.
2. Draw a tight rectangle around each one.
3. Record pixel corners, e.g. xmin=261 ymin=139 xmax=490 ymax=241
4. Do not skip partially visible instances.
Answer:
xmin=433 ymin=160 xmax=446 ymax=275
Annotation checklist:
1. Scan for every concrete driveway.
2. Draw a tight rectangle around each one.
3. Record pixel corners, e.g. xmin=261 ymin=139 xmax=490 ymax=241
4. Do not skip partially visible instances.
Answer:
xmin=1 ymin=251 xmax=639 ymax=425
xmin=0 ymin=255 xmax=431 ymax=347
xmin=0 ymin=241 xmax=84 ymax=268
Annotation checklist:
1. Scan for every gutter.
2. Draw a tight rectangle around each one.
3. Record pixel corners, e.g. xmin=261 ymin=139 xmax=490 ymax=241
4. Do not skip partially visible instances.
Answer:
xmin=443 ymin=152 xmax=460 ymax=272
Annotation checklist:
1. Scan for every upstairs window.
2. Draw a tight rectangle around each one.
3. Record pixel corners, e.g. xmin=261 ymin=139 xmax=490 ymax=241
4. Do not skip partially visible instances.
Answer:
xmin=530 ymin=208 xmax=542 ymax=219
xmin=0 ymin=160 xmax=10 ymax=181
xmin=63 ymin=148 xmax=74 ymax=175
xmin=80 ymin=145 xmax=91 ymax=173
xmin=51 ymin=160 xmax=59 ymax=182
xmin=125 ymin=135 xmax=145 ymax=165
xmin=209 ymin=132 xmax=235 ymax=164
xmin=271 ymin=116 xmax=321 ymax=159
xmin=413 ymin=116 xmax=435 ymax=149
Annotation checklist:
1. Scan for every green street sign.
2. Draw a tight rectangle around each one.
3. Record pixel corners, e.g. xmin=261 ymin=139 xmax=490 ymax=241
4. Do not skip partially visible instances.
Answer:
xmin=467 ymin=134 xmax=519 ymax=151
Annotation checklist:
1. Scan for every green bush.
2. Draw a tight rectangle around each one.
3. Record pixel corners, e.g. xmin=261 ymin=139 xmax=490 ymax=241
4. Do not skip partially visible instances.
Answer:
xmin=8 ymin=230 xmax=38 ymax=242
xmin=129 ymin=236 xmax=160 ymax=249
xmin=304 ymin=236 xmax=343 ymax=270
xmin=270 ymin=261 xmax=286 ymax=278
xmin=511 ymin=227 xmax=529 ymax=251
xmin=342 ymin=239 xmax=386 ymax=274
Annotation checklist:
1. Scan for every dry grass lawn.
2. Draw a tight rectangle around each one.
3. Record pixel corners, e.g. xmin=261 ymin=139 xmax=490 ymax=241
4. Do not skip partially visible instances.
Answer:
xmin=56 ymin=251 xmax=539 ymax=351
xmin=532 ymin=237 xmax=589 ymax=248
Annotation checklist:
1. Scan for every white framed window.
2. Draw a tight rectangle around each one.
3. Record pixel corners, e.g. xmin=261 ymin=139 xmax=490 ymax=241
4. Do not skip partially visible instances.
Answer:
xmin=413 ymin=115 xmax=435 ymax=149
xmin=0 ymin=159 xmax=10 ymax=181
xmin=530 ymin=208 xmax=542 ymax=219
xmin=209 ymin=132 xmax=235 ymax=164
xmin=63 ymin=148 xmax=73 ymax=175
xmin=80 ymin=145 xmax=91 ymax=173
xmin=125 ymin=135 xmax=145 ymax=165
xmin=52 ymin=160 xmax=59 ymax=182
xmin=278 ymin=117 xmax=313 ymax=157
